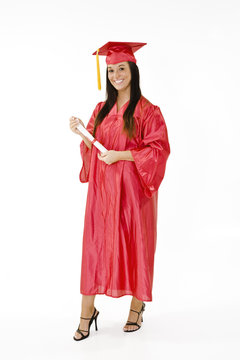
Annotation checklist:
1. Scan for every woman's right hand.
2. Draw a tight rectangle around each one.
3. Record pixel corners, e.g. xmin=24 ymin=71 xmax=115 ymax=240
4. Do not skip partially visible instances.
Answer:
xmin=69 ymin=116 xmax=85 ymax=136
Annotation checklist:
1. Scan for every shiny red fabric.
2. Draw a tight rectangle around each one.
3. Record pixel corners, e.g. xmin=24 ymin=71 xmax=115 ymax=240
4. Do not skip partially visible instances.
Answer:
xmin=92 ymin=42 xmax=147 ymax=64
xmin=79 ymin=95 xmax=170 ymax=301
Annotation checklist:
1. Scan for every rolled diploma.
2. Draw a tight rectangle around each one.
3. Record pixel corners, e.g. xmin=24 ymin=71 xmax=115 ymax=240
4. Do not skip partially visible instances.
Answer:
xmin=77 ymin=123 xmax=108 ymax=154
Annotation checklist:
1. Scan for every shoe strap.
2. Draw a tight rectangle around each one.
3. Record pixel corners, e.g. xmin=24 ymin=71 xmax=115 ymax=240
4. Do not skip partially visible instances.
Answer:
xmin=80 ymin=307 xmax=97 ymax=320
xmin=130 ymin=309 xmax=141 ymax=314
xmin=80 ymin=316 xmax=91 ymax=320
xmin=129 ymin=303 xmax=145 ymax=322
xmin=130 ymin=302 xmax=145 ymax=315
xmin=126 ymin=321 xmax=139 ymax=326
xmin=76 ymin=328 xmax=88 ymax=337
xmin=130 ymin=309 xmax=141 ymax=323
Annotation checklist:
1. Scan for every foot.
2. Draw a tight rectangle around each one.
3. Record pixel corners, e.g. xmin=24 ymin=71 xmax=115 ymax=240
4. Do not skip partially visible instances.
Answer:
xmin=123 ymin=298 xmax=143 ymax=332
xmin=74 ymin=306 xmax=95 ymax=340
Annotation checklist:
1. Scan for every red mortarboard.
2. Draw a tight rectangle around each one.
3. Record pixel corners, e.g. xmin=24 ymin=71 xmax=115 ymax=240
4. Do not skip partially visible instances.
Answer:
xmin=92 ymin=41 xmax=147 ymax=90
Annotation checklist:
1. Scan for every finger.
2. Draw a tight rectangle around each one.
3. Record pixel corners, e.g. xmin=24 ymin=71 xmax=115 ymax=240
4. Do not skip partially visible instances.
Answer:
xmin=72 ymin=123 xmax=80 ymax=128
xmin=71 ymin=117 xmax=79 ymax=123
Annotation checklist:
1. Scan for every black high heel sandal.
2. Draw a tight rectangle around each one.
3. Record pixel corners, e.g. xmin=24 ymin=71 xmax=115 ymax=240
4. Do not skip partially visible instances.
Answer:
xmin=73 ymin=307 xmax=100 ymax=341
xmin=123 ymin=302 xmax=146 ymax=332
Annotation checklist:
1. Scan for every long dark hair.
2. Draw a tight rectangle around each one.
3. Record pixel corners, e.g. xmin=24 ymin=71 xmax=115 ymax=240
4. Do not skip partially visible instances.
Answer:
xmin=92 ymin=61 xmax=142 ymax=140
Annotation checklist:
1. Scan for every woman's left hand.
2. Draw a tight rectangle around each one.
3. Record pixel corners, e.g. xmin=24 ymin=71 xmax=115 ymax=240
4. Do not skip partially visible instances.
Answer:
xmin=97 ymin=150 xmax=120 ymax=165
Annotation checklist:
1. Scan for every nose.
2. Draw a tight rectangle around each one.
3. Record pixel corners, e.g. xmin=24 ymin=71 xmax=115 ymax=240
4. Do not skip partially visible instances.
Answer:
xmin=113 ymin=70 xmax=121 ymax=81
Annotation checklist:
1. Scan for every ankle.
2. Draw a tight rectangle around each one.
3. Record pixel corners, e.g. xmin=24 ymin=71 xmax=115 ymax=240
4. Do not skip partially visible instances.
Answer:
xmin=131 ymin=297 xmax=142 ymax=305
xmin=81 ymin=304 xmax=95 ymax=314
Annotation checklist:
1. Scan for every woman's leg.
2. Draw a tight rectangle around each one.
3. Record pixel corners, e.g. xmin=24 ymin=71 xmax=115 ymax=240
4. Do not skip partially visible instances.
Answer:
xmin=81 ymin=294 xmax=96 ymax=313
xmin=74 ymin=295 xmax=96 ymax=340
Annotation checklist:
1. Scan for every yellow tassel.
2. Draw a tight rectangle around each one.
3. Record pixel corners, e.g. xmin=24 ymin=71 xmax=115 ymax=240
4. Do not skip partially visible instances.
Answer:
xmin=96 ymin=48 xmax=101 ymax=90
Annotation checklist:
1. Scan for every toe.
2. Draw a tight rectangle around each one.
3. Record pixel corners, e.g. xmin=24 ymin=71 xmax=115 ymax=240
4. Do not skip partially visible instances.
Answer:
xmin=124 ymin=324 xmax=138 ymax=331
xmin=74 ymin=331 xmax=82 ymax=340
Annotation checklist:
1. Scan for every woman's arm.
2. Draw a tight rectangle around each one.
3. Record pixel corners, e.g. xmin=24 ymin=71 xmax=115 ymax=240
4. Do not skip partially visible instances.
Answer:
xmin=117 ymin=150 xmax=134 ymax=162
xmin=128 ymin=105 xmax=170 ymax=198
xmin=80 ymin=133 xmax=92 ymax=150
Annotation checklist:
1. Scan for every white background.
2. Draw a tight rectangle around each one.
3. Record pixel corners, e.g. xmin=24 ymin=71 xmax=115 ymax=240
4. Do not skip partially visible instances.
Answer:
xmin=0 ymin=0 xmax=239 ymax=359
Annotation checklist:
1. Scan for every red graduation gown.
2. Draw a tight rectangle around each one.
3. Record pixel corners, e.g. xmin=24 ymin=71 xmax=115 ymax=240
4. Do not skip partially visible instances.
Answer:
xmin=79 ymin=95 xmax=170 ymax=301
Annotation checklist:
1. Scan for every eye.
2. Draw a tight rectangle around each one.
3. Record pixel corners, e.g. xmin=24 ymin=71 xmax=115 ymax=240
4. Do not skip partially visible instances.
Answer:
xmin=108 ymin=69 xmax=113 ymax=72
xmin=120 ymin=67 xmax=124 ymax=70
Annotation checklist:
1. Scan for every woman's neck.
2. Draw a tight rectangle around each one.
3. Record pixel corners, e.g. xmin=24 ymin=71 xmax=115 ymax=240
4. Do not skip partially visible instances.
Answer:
xmin=117 ymin=87 xmax=130 ymax=103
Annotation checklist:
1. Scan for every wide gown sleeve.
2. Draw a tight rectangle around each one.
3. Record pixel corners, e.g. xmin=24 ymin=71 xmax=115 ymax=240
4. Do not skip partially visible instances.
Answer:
xmin=79 ymin=102 xmax=102 ymax=183
xmin=130 ymin=105 xmax=170 ymax=198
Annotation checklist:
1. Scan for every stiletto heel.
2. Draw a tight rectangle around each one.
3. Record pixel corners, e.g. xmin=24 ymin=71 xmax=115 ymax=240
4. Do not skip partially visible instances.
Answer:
xmin=73 ymin=307 xmax=100 ymax=341
xmin=95 ymin=313 xmax=99 ymax=331
xmin=123 ymin=302 xmax=146 ymax=332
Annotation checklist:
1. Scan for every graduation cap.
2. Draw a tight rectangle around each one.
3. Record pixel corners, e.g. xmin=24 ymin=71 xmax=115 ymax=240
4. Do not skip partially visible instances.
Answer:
xmin=92 ymin=41 xmax=147 ymax=90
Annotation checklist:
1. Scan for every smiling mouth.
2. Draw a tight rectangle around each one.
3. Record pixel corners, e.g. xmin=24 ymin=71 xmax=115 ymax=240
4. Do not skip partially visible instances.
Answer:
xmin=115 ymin=80 xmax=124 ymax=84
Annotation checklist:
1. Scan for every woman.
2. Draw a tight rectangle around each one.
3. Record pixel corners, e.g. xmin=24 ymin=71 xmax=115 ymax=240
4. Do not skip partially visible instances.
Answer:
xmin=69 ymin=42 xmax=171 ymax=341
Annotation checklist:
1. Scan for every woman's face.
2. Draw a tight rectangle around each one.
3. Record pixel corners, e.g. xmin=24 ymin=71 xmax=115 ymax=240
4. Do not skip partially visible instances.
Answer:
xmin=107 ymin=61 xmax=131 ymax=92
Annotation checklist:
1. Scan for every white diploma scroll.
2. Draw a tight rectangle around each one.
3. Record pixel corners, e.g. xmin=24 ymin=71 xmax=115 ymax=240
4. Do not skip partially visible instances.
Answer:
xmin=77 ymin=123 xmax=108 ymax=154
